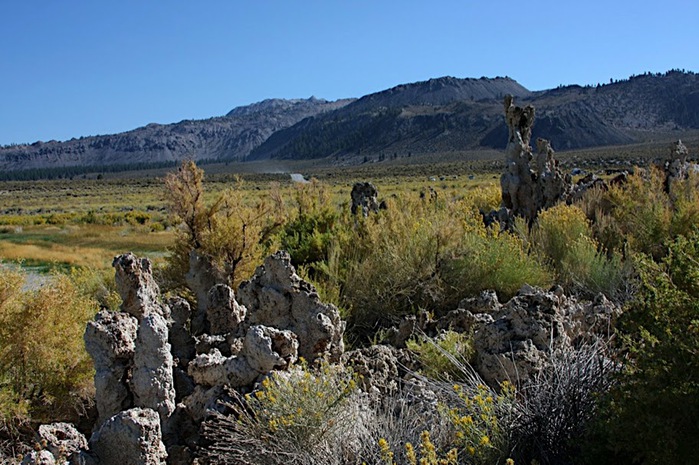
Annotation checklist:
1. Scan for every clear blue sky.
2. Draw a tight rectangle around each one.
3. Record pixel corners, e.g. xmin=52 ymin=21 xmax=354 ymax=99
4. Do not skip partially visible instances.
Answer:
xmin=1 ymin=0 xmax=697 ymax=145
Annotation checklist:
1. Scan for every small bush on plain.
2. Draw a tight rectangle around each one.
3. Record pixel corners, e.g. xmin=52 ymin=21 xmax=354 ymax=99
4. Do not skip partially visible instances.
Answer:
xmin=0 ymin=269 xmax=97 ymax=430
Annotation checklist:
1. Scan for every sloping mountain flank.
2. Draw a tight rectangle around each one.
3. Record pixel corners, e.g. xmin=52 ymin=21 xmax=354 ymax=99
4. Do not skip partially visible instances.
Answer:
xmin=249 ymin=71 xmax=699 ymax=160
xmin=2 ymin=70 xmax=697 ymax=171
xmin=0 ymin=97 xmax=352 ymax=171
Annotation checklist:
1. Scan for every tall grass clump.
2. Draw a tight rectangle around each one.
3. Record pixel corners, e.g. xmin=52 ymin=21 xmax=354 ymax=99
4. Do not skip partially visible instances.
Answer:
xmin=510 ymin=340 xmax=617 ymax=465
xmin=0 ymin=268 xmax=97 ymax=437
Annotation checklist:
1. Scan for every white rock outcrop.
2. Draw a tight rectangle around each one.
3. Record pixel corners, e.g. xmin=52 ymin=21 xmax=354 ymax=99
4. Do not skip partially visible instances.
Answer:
xmin=89 ymin=408 xmax=167 ymax=465
xmin=238 ymin=251 xmax=345 ymax=362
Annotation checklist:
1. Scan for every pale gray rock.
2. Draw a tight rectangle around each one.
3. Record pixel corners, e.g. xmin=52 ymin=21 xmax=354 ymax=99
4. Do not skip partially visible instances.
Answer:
xmin=472 ymin=285 xmax=620 ymax=385
xmin=84 ymin=310 xmax=138 ymax=425
xmin=663 ymin=139 xmax=698 ymax=195
xmin=188 ymin=325 xmax=298 ymax=388
xmin=113 ymin=253 xmax=165 ymax=320
xmin=350 ymin=182 xmax=380 ymax=217
xmin=474 ymin=286 xmax=570 ymax=386
xmin=206 ymin=284 xmax=246 ymax=335
xmin=238 ymin=251 xmax=345 ymax=362
xmin=244 ymin=325 xmax=298 ymax=373
xmin=194 ymin=333 xmax=231 ymax=356
xmin=187 ymin=349 xmax=232 ymax=387
xmin=131 ymin=312 xmax=176 ymax=422
xmin=534 ymin=138 xmax=571 ymax=209
xmin=21 ymin=450 xmax=56 ymax=465
xmin=37 ymin=422 xmax=88 ymax=462
xmin=89 ymin=408 xmax=167 ymax=465
xmin=341 ymin=345 xmax=407 ymax=395
xmin=180 ymin=385 xmax=228 ymax=424
xmin=500 ymin=96 xmax=572 ymax=224
xmin=167 ymin=297 xmax=196 ymax=367
xmin=185 ymin=250 xmax=226 ymax=335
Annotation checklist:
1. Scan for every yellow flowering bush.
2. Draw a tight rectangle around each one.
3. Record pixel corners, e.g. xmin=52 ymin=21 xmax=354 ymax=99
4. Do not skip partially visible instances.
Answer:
xmin=441 ymin=382 xmax=515 ymax=464
xmin=379 ymin=431 xmax=458 ymax=465
xmin=242 ymin=359 xmax=357 ymax=447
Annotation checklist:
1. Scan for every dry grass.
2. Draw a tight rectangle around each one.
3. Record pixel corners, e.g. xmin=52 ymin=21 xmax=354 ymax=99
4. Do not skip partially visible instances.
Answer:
xmin=0 ymin=225 xmax=174 ymax=271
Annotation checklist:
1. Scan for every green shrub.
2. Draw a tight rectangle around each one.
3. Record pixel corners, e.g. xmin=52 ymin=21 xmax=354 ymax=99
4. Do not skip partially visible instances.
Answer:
xmin=440 ymin=226 xmax=552 ymax=305
xmin=595 ymin=167 xmax=699 ymax=260
xmin=532 ymin=203 xmax=626 ymax=298
xmin=593 ymin=232 xmax=699 ymax=464
xmin=338 ymin=196 xmax=463 ymax=333
xmin=607 ymin=169 xmax=671 ymax=259
xmin=279 ymin=179 xmax=340 ymax=268
xmin=325 ymin=193 xmax=550 ymax=339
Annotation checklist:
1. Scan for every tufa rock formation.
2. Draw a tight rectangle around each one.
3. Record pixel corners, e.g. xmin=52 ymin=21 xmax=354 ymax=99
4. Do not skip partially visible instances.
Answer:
xmin=238 ymin=251 xmax=346 ymax=362
xmin=500 ymin=96 xmax=571 ymax=224
xmin=663 ymin=140 xmax=698 ymax=194
xmin=442 ymin=285 xmax=619 ymax=385
xmin=350 ymin=182 xmax=380 ymax=216
xmin=27 ymin=250 xmax=346 ymax=464
xmin=89 ymin=408 xmax=168 ymax=465
xmin=83 ymin=310 xmax=138 ymax=425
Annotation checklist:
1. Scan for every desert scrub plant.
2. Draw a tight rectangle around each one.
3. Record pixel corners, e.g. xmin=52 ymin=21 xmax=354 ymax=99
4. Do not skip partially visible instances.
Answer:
xmin=163 ymin=160 xmax=285 ymax=292
xmin=338 ymin=195 xmax=465 ymax=334
xmin=278 ymin=178 xmax=341 ymax=269
xmin=440 ymin=381 xmax=515 ymax=464
xmin=601 ymin=167 xmax=673 ymax=259
xmin=201 ymin=359 xmax=364 ymax=465
xmin=378 ymin=431 xmax=458 ymax=465
xmin=531 ymin=203 xmax=625 ymax=298
xmin=510 ymin=340 xmax=617 ymax=465
xmin=330 ymin=192 xmax=551 ymax=339
xmin=590 ymin=232 xmax=699 ymax=465
xmin=365 ymin=340 xmax=516 ymax=465
xmin=0 ymin=268 xmax=96 ymax=432
xmin=406 ymin=331 xmax=475 ymax=381
xmin=440 ymin=225 xmax=552 ymax=306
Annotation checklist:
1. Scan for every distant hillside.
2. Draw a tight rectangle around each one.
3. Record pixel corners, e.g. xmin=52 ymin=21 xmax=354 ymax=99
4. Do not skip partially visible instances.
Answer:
xmin=249 ymin=71 xmax=699 ymax=160
xmin=1 ymin=70 xmax=697 ymax=173
xmin=0 ymin=97 xmax=351 ymax=171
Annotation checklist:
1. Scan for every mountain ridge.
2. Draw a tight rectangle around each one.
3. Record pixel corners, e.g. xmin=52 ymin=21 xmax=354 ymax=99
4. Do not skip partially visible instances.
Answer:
xmin=250 ymin=70 xmax=698 ymax=160
xmin=1 ymin=71 xmax=697 ymax=172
